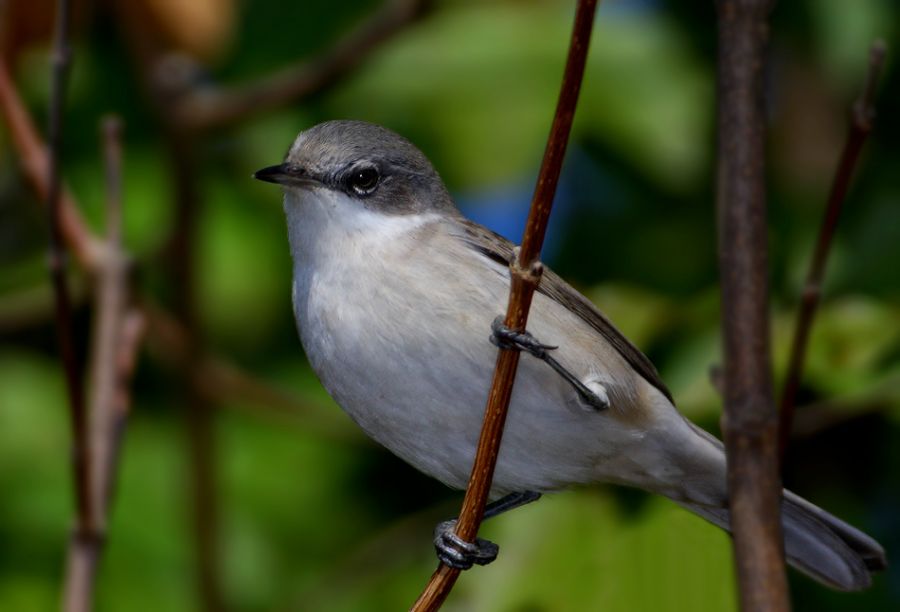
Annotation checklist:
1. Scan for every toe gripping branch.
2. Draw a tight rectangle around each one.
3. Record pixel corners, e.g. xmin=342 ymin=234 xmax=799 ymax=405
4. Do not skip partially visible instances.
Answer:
xmin=433 ymin=491 xmax=541 ymax=570
xmin=490 ymin=316 xmax=609 ymax=411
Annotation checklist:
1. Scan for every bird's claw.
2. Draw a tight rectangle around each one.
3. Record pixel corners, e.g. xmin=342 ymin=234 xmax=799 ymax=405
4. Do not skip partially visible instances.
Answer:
xmin=490 ymin=316 xmax=608 ymax=411
xmin=433 ymin=519 xmax=499 ymax=570
xmin=490 ymin=316 xmax=557 ymax=358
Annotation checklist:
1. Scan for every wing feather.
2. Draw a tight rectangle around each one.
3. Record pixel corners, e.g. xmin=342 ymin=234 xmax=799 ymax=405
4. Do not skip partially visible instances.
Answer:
xmin=452 ymin=218 xmax=674 ymax=404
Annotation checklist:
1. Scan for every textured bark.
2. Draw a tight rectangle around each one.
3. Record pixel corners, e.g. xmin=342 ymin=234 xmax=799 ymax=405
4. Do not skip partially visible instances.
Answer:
xmin=716 ymin=1 xmax=791 ymax=610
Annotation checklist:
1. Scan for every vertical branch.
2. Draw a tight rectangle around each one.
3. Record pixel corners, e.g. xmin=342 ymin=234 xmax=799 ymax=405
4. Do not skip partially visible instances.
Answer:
xmin=48 ymin=0 xmax=92 ymax=528
xmin=778 ymin=41 xmax=887 ymax=458
xmin=63 ymin=117 xmax=145 ymax=612
xmin=110 ymin=4 xmax=224 ymax=608
xmin=88 ymin=116 xmax=130 ymax=514
xmin=411 ymin=1 xmax=597 ymax=609
xmin=715 ymin=1 xmax=790 ymax=611
xmin=165 ymin=126 xmax=224 ymax=612
xmin=43 ymin=0 xmax=98 ymax=602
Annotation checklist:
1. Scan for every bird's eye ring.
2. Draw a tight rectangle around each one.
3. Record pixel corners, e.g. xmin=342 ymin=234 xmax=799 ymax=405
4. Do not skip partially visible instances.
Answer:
xmin=348 ymin=166 xmax=380 ymax=196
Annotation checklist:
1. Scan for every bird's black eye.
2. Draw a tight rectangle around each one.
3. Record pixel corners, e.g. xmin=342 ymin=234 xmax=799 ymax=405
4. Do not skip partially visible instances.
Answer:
xmin=347 ymin=166 xmax=380 ymax=196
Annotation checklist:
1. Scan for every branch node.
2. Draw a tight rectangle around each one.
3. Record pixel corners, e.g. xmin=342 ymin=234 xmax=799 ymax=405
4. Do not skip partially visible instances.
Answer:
xmin=852 ymin=39 xmax=887 ymax=131
xmin=509 ymin=249 xmax=544 ymax=287
xmin=411 ymin=1 xmax=598 ymax=609
xmin=779 ymin=39 xmax=888 ymax=461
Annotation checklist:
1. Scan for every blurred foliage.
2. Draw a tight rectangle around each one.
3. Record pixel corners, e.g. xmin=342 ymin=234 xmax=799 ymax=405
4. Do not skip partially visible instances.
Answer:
xmin=1 ymin=0 xmax=899 ymax=610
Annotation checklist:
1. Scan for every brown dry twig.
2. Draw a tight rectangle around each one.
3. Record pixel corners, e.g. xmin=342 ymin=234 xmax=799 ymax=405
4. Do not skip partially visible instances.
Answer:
xmin=2 ymin=21 xmax=148 ymax=606
xmin=40 ymin=2 xmax=101 ymax=609
xmin=62 ymin=116 xmax=147 ymax=612
xmin=2 ymin=3 xmax=434 ymax=608
xmin=87 ymin=117 xmax=139 ymax=515
xmin=170 ymin=0 xmax=428 ymax=130
xmin=111 ymin=1 xmax=432 ymax=604
xmin=411 ymin=1 xmax=598 ymax=609
xmin=44 ymin=0 xmax=96 ymax=552
xmin=0 ymin=56 xmax=310 ymax=436
xmin=0 ymin=62 xmax=104 ymax=268
xmin=715 ymin=0 xmax=790 ymax=610
xmin=778 ymin=41 xmax=887 ymax=459
xmin=0 ymin=64 xmax=348 ymax=442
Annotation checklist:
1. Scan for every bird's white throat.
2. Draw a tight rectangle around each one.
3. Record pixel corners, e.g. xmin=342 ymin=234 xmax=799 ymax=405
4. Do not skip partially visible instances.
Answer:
xmin=283 ymin=187 xmax=440 ymax=266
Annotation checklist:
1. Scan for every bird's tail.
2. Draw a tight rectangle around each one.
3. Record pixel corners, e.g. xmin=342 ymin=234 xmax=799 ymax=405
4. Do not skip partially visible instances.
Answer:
xmin=679 ymin=491 xmax=886 ymax=591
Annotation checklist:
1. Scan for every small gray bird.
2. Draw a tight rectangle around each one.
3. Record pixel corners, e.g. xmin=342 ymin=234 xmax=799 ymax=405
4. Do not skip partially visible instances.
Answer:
xmin=255 ymin=120 xmax=885 ymax=590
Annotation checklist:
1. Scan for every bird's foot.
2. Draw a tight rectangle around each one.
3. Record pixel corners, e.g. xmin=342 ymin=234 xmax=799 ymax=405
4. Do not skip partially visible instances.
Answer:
xmin=490 ymin=316 xmax=557 ymax=357
xmin=490 ymin=317 xmax=609 ymax=411
xmin=433 ymin=519 xmax=499 ymax=570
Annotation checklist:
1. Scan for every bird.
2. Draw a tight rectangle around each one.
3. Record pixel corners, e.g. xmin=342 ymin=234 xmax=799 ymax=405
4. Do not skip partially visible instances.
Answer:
xmin=254 ymin=119 xmax=886 ymax=591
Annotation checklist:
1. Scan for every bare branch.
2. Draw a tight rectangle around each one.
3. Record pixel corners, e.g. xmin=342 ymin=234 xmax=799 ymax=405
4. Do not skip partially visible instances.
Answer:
xmin=47 ymin=0 xmax=93 ymax=537
xmin=62 ymin=115 xmax=146 ymax=612
xmin=88 ymin=116 xmax=131 ymax=518
xmin=170 ymin=0 xmax=428 ymax=130
xmin=0 ymin=62 xmax=104 ymax=269
xmin=0 ymin=62 xmax=341 ymax=443
xmin=778 ymin=40 xmax=887 ymax=459
xmin=39 ymin=4 xmax=101 ymax=609
xmin=715 ymin=0 xmax=790 ymax=610
xmin=411 ymin=1 xmax=597 ymax=609
xmin=124 ymin=23 xmax=227 ymax=604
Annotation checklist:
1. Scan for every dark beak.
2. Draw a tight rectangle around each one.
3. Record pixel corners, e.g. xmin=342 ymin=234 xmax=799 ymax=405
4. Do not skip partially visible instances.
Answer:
xmin=253 ymin=164 xmax=289 ymax=184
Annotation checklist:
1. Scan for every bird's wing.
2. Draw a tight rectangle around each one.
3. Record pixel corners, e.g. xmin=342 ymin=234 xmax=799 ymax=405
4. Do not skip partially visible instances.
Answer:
xmin=452 ymin=218 xmax=674 ymax=404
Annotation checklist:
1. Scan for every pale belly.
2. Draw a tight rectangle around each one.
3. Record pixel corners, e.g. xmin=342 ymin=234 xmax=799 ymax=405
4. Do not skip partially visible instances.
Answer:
xmin=289 ymin=247 xmax=688 ymax=498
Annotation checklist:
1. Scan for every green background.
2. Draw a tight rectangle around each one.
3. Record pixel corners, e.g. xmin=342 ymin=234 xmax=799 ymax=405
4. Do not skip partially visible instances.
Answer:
xmin=1 ymin=0 xmax=898 ymax=610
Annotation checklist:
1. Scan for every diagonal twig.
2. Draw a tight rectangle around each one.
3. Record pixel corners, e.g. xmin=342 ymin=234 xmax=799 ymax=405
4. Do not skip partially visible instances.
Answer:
xmin=411 ymin=1 xmax=598 ymax=609
xmin=715 ymin=0 xmax=790 ymax=610
xmin=170 ymin=0 xmax=428 ymax=130
xmin=0 ymin=70 xmax=347 ymax=444
xmin=0 ymin=97 xmax=342 ymax=435
xmin=778 ymin=41 xmax=887 ymax=460
xmin=111 ymin=0 xmax=433 ymax=603
xmin=0 ymin=61 xmax=104 ymax=268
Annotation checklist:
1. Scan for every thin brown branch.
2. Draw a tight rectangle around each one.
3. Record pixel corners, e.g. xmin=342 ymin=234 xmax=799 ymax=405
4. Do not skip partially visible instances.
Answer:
xmin=111 ymin=2 xmax=227 ymax=603
xmin=42 ymin=2 xmax=98 ymax=607
xmin=162 ymin=134 xmax=224 ymax=612
xmin=88 ymin=116 xmax=131 ymax=517
xmin=715 ymin=0 xmax=790 ymax=610
xmin=48 ymin=1 xmax=92 ymax=534
xmin=62 ymin=297 xmax=144 ymax=611
xmin=0 ymin=63 xmax=339 ymax=441
xmin=778 ymin=40 xmax=887 ymax=459
xmin=62 ymin=115 xmax=146 ymax=612
xmin=411 ymin=1 xmax=597 ymax=609
xmin=1 ymin=37 xmax=145 ymax=607
xmin=170 ymin=0 xmax=427 ymax=130
xmin=0 ymin=61 xmax=104 ymax=269
xmin=148 ymin=48 xmax=228 ymax=612
xmin=0 ymin=50 xmax=322 ymax=414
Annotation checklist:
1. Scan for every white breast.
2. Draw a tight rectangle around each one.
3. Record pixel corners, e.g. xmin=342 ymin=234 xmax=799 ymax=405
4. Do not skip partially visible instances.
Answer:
xmin=283 ymin=186 xmax=716 ymax=500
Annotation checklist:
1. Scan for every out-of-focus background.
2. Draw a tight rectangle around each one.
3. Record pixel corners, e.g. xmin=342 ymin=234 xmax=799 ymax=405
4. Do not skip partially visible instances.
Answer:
xmin=1 ymin=0 xmax=898 ymax=610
